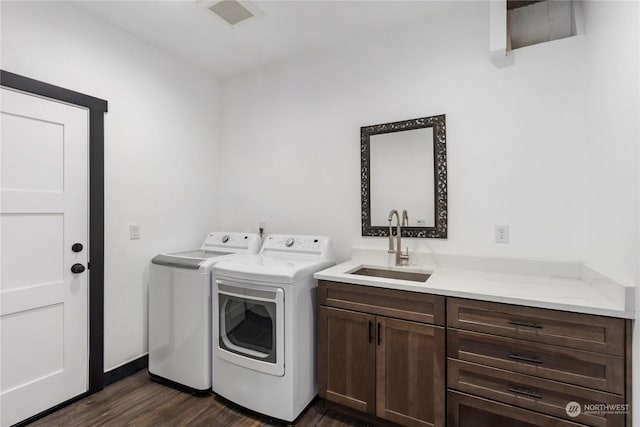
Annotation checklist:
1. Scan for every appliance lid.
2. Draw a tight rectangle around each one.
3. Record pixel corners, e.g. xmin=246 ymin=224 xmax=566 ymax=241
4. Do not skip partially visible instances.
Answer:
xmin=213 ymin=254 xmax=335 ymax=283
xmin=151 ymin=231 xmax=262 ymax=270
xmin=151 ymin=249 xmax=234 ymax=269
xmin=171 ymin=249 xmax=231 ymax=259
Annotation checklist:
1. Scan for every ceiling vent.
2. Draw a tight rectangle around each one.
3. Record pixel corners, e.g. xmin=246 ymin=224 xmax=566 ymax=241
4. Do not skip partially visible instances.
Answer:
xmin=205 ymin=0 xmax=261 ymax=26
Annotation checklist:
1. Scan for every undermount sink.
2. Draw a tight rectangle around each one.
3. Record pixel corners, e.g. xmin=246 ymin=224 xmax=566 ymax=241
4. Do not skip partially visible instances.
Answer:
xmin=350 ymin=267 xmax=431 ymax=282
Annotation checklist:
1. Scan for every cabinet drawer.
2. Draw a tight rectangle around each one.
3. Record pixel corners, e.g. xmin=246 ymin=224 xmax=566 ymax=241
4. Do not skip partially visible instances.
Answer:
xmin=447 ymin=329 xmax=624 ymax=394
xmin=447 ymin=298 xmax=624 ymax=355
xmin=448 ymin=390 xmax=586 ymax=427
xmin=319 ymin=281 xmax=445 ymax=325
xmin=448 ymin=359 xmax=624 ymax=427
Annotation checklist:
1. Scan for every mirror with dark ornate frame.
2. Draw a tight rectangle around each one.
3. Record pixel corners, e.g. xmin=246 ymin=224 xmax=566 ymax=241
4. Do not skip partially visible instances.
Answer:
xmin=361 ymin=114 xmax=447 ymax=238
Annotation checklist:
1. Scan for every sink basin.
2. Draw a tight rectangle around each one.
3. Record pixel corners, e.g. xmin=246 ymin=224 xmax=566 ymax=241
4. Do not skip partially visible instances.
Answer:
xmin=350 ymin=267 xmax=431 ymax=282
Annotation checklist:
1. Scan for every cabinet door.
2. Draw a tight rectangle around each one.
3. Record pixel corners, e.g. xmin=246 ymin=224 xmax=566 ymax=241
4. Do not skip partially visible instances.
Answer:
xmin=376 ymin=317 xmax=445 ymax=427
xmin=318 ymin=306 xmax=376 ymax=415
xmin=448 ymin=391 xmax=585 ymax=427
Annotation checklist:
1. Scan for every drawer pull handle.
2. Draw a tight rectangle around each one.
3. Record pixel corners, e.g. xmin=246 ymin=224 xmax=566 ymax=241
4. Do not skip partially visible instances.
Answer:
xmin=509 ymin=320 xmax=543 ymax=329
xmin=508 ymin=387 xmax=543 ymax=399
xmin=509 ymin=354 xmax=543 ymax=365
xmin=368 ymin=321 xmax=373 ymax=343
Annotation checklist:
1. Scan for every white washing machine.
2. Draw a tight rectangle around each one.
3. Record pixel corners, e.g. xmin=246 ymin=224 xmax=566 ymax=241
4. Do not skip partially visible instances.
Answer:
xmin=212 ymin=234 xmax=335 ymax=422
xmin=148 ymin=231 xmax=261 ymax=392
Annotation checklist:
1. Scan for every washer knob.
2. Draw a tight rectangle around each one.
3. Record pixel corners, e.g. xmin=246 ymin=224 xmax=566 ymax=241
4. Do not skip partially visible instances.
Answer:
xmin=285 ymin=237 xmax=295 ymax=247
xmin=222 ymin=235 xmax=230 ymax=243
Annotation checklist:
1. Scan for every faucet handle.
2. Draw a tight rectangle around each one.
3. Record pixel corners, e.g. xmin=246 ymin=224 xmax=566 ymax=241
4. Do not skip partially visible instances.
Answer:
xmin=399 ymin=246 xmax=410 ymax=265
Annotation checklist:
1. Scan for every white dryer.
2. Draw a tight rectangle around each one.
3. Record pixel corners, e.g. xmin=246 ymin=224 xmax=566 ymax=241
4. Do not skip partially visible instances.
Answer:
xmin=212 ymin=234 xmax=335 ymax=421
xmin=148 ymin=232 xmax=261 ymax=392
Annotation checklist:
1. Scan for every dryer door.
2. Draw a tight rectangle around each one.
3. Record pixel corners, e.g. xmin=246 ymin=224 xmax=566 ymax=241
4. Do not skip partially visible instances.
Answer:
xmin=216 ymin=279 xmax=285 ymax=377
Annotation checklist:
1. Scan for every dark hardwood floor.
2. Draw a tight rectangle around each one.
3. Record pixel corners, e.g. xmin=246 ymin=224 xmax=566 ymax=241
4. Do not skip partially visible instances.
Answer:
xmin=30 ymin=371 xmax=369 ymax=426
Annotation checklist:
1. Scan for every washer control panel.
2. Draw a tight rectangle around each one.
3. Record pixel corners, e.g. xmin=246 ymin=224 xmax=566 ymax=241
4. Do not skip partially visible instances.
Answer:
xmin=201 ymin=232 xmax=261 ymax=253
xmin=262 ymin=234 xmax=331 ymax=257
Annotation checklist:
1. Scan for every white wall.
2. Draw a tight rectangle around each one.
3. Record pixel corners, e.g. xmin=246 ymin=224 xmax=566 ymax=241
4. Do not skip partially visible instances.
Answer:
xmin=582 ymin=1 xmax=639 ymax=289
xmin=2 ymin=0 xmax=637 ymax=392
xmin=582 ymin=0 xmax=640 ymax=421
xmin=218 ymin=0 xmax=640 ymax=412
xmin=218 ymin=1 xmax=590 ymax=263
xmin=0 ymin=1 xmax=222 ymax=371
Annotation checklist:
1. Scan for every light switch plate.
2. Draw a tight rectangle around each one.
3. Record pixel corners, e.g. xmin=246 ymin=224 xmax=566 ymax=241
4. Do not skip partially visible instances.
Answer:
xmin=130 ymin=224 xmax=141 ymax=240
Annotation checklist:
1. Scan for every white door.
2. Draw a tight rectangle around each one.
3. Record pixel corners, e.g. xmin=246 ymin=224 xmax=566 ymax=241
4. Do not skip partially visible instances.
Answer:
xmin=0 ymin=87 xmax=89 ymax=427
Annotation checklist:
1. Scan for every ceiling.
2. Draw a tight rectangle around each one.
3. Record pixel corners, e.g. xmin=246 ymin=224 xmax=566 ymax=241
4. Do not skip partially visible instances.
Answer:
xmin=72 ymin=1 xmax=452 ymax=77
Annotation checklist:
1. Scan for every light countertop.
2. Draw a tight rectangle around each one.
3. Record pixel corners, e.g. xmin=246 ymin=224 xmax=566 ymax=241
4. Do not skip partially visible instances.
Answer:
xmin=314 ymin=249 xmax=635 ymax=319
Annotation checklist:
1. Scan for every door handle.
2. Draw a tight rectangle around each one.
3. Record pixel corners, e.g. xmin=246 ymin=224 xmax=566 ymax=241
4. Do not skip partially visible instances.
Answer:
xmin=71 ymin=263 xmax=86 ymax=274
xmin=368 ymin=321 xmax=373 ymax=343
xmin=377 ymin=322 xmax=381 ymax=345
xmin=72 ymin=243 xmax=84 ymax=253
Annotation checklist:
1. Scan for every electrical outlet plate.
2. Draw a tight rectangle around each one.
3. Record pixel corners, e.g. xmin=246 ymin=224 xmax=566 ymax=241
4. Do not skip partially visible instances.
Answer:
xmin=495 ymin=225 xmax=509 ymax=243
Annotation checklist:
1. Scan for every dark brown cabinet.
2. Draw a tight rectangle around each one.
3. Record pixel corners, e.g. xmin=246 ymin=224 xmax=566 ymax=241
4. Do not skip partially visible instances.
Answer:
xmin=446 ymin=298 xmax=625 ymax=355
xmin=317 ymin=284 xmax=632 ymax=427
xmin=318 ymin=306 xmax=376 ymax=415
xmin=318 ymin=281 xmax=445 ymax=427
xmin=447 ymin=298 xmax=630 ymax=427
xmin=376 ymin=316 xmax=445 ymax=427
xmin=447 ymin=329 xmax=624 ymax=394
xmin=448 ymin=391 xmax=585 ymax=427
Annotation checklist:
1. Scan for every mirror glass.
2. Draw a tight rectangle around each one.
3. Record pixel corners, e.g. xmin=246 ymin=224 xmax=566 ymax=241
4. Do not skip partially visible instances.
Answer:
xmin=361 ymin=115 xmax=447 ymax=238
xmin=369 ymin=128 xmax=435 ymax=226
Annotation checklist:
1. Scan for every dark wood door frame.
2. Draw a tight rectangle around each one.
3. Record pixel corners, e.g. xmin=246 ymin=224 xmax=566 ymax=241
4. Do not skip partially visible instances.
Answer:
xmin=1 ymin=70 xmax=107 ymax=409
